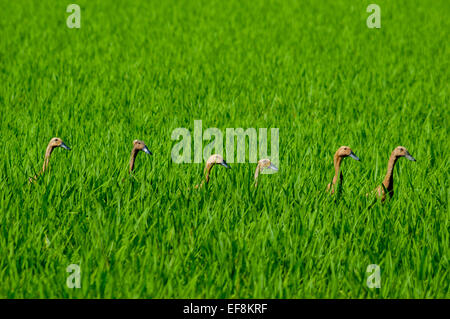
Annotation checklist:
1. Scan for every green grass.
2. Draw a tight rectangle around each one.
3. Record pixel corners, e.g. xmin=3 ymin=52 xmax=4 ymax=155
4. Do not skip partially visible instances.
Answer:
xmin=0 ymin=0 xmax=448 ymax=298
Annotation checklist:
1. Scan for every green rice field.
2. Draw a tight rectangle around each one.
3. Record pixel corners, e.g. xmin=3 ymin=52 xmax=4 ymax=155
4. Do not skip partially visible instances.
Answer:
xmin=0 ymin=0 xmax=448 ymax=298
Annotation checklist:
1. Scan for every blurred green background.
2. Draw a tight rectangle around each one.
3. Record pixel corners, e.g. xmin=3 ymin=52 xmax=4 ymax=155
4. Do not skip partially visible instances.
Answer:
xmin=0 ymin=0 xmax=448 ymax=298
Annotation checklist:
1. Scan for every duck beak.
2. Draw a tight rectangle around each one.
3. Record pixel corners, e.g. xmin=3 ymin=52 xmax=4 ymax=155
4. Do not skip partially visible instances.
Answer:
xmin=143 ymin=146 xmax=152 ymax=155
xmin=220 ymin=160 xmax=231 ymax=169
xmin=405 ymin=152 xmax=416 ymax=161
xmin=60 ymin=142 xmax=71 ymax=151
xmin=268 ymin=163 xmax=279 ymax=172
xmin=349 ymin=151 xmax=360 ymax=161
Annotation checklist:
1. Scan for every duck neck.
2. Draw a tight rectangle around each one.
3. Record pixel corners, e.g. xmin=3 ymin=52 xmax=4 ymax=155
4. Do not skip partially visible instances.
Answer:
xmin=129 ymin=147 xmax=139 ymax=173
xmin=332 ymin=154 xmax=343 ymax=186
xmin=383 ymin=152 xmax=398 ymax=191
xmin=205 ymin=162 xmax=214 ymax=183
xmin=254 ymin=163 xmax=262 ymax=185
xmin=42 ymin=143 xmax=56 ymax=173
